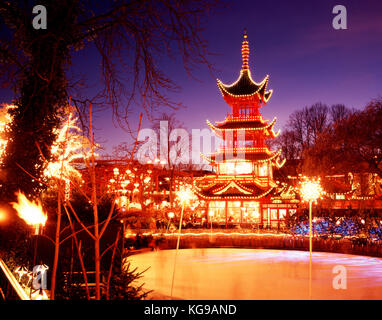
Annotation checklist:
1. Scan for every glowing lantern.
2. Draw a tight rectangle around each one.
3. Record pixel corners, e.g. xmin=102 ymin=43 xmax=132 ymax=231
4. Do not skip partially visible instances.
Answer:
xmin=299 ymin=178 xmax=324 ymax=203
xmin=144 ymin=177 xmax=150 ymax=183
xmin=11 ymin=192 xmax=47 ymax=235
xmin=0 ymin=209 xmax=7 ymax=223
xmin=298 ymin=177 xmax=323 ymax=300
xmin=115 ymin=196 xmax=128 ymax=208
xmin=168 ymin=212 xmax=175 ymax=219
xmin=175 ymin=185 xmax=196 ymax=207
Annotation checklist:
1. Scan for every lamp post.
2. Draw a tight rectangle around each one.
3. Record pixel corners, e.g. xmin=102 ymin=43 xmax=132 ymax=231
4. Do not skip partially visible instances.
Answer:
xmin=170 ymin=185 xmax=195 ymax=298
xmin=208 ymin=211 xmax=214 ymax=234
xmin=167 ymin=211 xmax=174 ymax=232
xmin=299 ymin=177 xmax=324 ymax=300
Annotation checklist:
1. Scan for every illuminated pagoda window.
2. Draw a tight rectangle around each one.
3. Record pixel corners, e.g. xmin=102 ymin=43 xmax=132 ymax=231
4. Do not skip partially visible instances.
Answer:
xmin=194 ymin=31 xmax=293 ymax=228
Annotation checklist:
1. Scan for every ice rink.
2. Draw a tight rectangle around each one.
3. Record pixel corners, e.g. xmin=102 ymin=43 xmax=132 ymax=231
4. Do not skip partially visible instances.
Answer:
xmin=127 ymin=248 xmax=382 ymax=299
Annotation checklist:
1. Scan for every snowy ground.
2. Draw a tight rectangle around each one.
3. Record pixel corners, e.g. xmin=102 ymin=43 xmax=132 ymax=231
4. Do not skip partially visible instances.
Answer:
xmin=127 ymin=248 xmax=382 ymax=300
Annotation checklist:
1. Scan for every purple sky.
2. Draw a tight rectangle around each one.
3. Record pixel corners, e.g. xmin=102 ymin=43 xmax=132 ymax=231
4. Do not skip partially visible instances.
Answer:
xmin=1 ymin=0 xmax=382 ymax=156
xmin=94 ymin=0 xmax=382 ymax=155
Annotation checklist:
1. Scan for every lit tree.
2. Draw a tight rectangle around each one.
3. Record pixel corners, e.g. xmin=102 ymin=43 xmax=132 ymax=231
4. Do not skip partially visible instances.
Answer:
xmin=0 ymin=104 xmax=15 ymax=164
xmin=151 ymin=113 xmax=190 ymax=207
xmin=43 ymin=105 xmax=96 ymax=299
xmin=44 ymin=108 xmax=93 ymax=199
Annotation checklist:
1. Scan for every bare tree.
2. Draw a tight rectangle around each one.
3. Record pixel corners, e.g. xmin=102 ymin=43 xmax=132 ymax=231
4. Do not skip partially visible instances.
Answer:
xmin=151 ymin=113 xmax=189 ymax=206
xmin=0 ymin=0 xmax=219 ymax=201
xmin=329 ymin=104 xmax=352 ymax=124
xmin=305 ymin=98 xmax=382 ymax=178
xmin=275 ymin=102 xmax=330 ymax=162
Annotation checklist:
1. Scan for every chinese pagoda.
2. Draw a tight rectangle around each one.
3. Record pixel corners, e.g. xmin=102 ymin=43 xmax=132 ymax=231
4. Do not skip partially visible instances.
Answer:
xmin=194 ymin=31 xmax=297 ymax=228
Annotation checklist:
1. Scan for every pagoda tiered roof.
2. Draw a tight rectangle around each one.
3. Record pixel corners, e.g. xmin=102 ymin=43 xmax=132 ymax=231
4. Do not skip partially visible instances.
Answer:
xmin=216 ymin=32 xmax=273 ymax=104
xmin=207 ymin=117 xmax=275 ymax=130
xmin=206 ymin=116 xmax=280 ymax=138
xmin=202 ymin=148 xmax=286 ymax=168
xmin=195 ymin=32 xmax=285 ymax=202
xmin=217 ymin=72 xmax=273 ymax=103
xmin=193 ymin=178 xmax=275 ymax=200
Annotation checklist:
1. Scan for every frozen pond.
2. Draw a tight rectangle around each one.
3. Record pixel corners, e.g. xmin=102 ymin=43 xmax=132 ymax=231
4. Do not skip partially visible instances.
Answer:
xmin=127 ymin=248 xmax=382 ymax=299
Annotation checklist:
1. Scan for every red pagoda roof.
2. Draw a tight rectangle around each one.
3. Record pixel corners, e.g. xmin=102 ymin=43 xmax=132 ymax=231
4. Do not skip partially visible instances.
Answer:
xmin=216 ymin=32 xmax=273 ymax=103
xmin=206 ymin=117 xmax=278 ymax=133
xmin=193 ymin=179 xmax=275 ymax=200
xmin=208 ymin=148 xmax=283 ymax=163
xmin=217 ymin=72 xmax=272 ymax=102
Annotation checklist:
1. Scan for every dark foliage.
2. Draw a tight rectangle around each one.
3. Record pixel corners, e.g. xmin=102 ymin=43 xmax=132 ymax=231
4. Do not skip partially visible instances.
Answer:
xmin=304 ymin=98 xmax=382 ymax=178
xmin=0 ymin=216 xmax=31 ymax=269
xmin=106 ymin=250 xmax=150 ymax=300
xmin=0 ymin=0 xmax=82 ymax=201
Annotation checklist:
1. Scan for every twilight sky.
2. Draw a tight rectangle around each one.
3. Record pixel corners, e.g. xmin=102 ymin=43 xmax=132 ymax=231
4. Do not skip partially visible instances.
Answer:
xmin=95 ymin=0 xmax=382 ymax=155
xmin=1 ymin=0 xmax=382 ymax=156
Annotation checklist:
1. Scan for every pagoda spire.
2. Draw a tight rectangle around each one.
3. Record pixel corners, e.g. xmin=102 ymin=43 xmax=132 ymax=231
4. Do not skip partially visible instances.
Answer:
xmin=216 ymin=31 xmax=273 ymax=104
xmin=241 ymin=29 xmax=250 ymax=71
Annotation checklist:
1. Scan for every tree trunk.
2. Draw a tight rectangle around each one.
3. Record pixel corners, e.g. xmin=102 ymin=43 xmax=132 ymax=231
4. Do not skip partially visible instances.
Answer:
xmin=64 ymin=206 xmax=90 ymax=299
xmin=89 ymin=103 xmax=101 ymax=300
xmin=106 ymin=229 xmax=121 ymax=300
xmin=50 ymin=183 xmax=62 ymax=300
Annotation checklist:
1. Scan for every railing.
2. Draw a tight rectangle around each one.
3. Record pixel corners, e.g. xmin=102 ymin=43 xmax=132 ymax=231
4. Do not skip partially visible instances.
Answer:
xmin=124 ymin=230 xmax=382 ymax=258
xmin=0 ymin=259 xmax=30 ymax=300
xmin=62 ymin=271 xmax=106 ymax=298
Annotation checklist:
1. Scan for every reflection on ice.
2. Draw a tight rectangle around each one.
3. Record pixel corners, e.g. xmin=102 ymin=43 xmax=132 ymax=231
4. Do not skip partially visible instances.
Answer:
xmin=128 ymin=249 xmax=382 ymax=299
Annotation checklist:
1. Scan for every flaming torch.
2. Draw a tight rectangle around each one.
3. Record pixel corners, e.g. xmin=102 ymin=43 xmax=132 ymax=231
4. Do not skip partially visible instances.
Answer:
xmin=11 ymin=192 xmax=48 ymax=299
xmin=11 ymin=192 xmax=47 ymax=235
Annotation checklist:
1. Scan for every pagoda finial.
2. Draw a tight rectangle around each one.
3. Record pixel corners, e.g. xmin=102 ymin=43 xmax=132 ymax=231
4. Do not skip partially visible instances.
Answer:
xmin=241 ymin=29 xmax=250 ymax=71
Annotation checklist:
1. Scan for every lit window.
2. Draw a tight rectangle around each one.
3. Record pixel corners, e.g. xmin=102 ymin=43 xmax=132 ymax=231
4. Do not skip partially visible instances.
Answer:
xmin=235 ymin=162 xmax=252 ymax=174
xmin=271 ymin=209 xmax=278 ymax=220
xmin=279 ymin=209 xmax=287 ymax=219
xmin=259 ymin=164 xmax=268 ymax=176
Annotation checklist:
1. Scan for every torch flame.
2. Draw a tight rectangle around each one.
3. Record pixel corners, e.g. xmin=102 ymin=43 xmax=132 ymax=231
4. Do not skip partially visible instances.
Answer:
xmin=11 ymin=192 xmax=47 ymax=227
